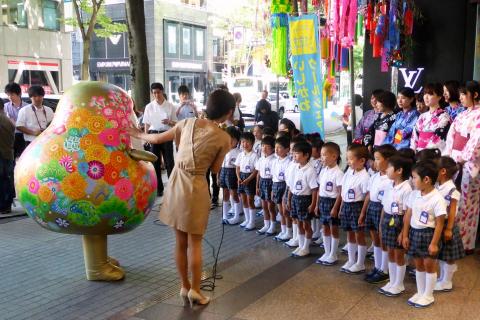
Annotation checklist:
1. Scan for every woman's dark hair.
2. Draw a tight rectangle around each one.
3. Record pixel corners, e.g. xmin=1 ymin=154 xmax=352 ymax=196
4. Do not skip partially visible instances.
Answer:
xmin=28 ymin=85 xmax=45 ymax=97
xmin=443 ymin=80 xmax=460 ymax=103
xmin=279 ymin=118 xmax=296 ymax=133
xmin=5 ymin=82 xmax=21 ymax=95
xmin=459 ymin=80 xmax=480 ymax=103
xmin=388 ymin=155 xmax=414 ymax=181
xmin=226 ymin=126 xmax=241 ymax=142
xmin=292 ymin=128 xmax=301 ymax=137
xmin=371 ymin=89 xmax=384 ymax=100
xmin=376 ymin=91 xmax=396 ymax=111
xmin=438 ymin=156 xmax=459 ymax=179
xmin=178 ymin=85 xmax=190 ymax=95
xmin=424 ymin=83 xmax=446 ymax=108
xmin=413 ymin=159 xmax=439 ymax=185
xmin=205 ymin=89 xmax=235 ymax=120
xmin=240 ymin=131 xmax=255 ymax=144
xmin=347 ymin=143 xmax=369 ymax=162
xmin=254 ymin=124 xmax=264 ymax=132
xmin=275 ymin=136 xmax=290 ymax=149
xmin=373 ymin=144 xmax=397 ymax=159
xmin=416 ymin=148 xmax=441 ymax=162
xmin=150 ymin=82 xmax=164 ymax=92
xmin=292 ymin=141 xmax=312 ymax=160
xmin=398 ymin=87 xmax=416 ymax=109
xmin=263 ymin=127 xmax=275 ymax=137
xmin=261 ymin=136 xmax=275 ymax=148
xmin=322 ymin=142 xmax=341 ymax=164
xmin=415 ymin=92 xmax=424 ymax=104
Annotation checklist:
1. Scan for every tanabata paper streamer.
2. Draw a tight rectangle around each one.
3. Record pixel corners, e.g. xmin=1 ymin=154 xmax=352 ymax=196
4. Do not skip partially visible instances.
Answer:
xmin=270 ymin=0 xmax=292 ymax=76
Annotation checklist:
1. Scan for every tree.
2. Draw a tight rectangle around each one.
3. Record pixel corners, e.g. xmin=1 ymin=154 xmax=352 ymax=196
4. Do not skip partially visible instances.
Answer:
xmin=65 ymin=0 xmax=127 ymax=80
xmin=125 ymin=1 xmax=150 ymax=112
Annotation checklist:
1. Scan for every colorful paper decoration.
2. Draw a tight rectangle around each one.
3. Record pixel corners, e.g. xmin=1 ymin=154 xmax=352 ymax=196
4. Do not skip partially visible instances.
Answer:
xmin=270 ymin=0 xmax=292 ymax=76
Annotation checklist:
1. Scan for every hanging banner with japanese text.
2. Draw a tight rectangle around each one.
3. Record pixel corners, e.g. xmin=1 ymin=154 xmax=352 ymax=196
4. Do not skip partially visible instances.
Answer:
xmin=289 ymin=14 xmax=324 ymax=137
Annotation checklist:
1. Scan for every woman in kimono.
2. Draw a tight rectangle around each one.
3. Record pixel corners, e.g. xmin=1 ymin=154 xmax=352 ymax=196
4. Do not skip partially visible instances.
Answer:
xmin=443 ymin=80 xmax=465 ymax=120
xmin=444 ymin=81 xmax=480 ymax=253
xmin=383 ymin=87 xmax=420 ymax=150
xmin=410 ymin=83 xmax=451 ymax=152
xmin=353 ymin=89 xmax=382 ymax=144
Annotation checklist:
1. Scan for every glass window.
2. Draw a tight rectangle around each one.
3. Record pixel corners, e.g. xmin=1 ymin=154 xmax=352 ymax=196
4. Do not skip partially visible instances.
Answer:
xmin=106 ymin=33 xmax=125 ymax=58
xmin=167 ymin=24 xmax=177 ymax=55
xmin=182 ymin=26 xmax=191 ymax=56
xmin=195 ymin=29 xmax=204 ymax=58
xmin=42 ymin=0 xmax=60 ymax=30
xmin=2 ymin=0 xmax=27 ymax=27
xmin=91 ymin=35 xmax=106 ymax=59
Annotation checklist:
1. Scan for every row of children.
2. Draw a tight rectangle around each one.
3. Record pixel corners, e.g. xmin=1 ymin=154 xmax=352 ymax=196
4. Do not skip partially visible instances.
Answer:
xmin=217 ymin=120 xmax=466 ymax=308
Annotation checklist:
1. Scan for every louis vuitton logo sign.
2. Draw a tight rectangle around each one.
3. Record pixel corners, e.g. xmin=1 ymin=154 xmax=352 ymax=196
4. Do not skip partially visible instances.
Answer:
xmin=399 ymin=67 xmax=424 ymax=93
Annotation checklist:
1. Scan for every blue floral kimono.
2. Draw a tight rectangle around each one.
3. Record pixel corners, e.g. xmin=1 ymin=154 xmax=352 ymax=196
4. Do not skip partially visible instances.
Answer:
xmin=383 ymin=108 xmax=420 ymax=149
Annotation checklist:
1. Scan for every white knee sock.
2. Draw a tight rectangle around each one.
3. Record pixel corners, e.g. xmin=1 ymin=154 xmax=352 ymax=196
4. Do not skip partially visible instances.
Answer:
xmin=424 ymin=272 xmax=437 ymax=299
xmin=230 ymin=198 xmax=235 ymax=211
xmin=303 ymin=237 xmax=311 ymax=251
xmin=292 ymin=223 xmax=298 ymax=240
xmin=233 ymin=201 xmax=241 ymax=220
xmin=373 ymin=246 xmax=382 ymax=270
xmin=443 ymin=263 xmax=457 ymax=284
xmin=357 ymin=245 xmax=367 ymax=266
xmin=249 ymin=208 xmax=256 ymax=225
xmin=347 ymin=242 xmax=358 ymax=265
xmin=323 ymin=235 xmax=332 ymax=256
xmin=388 ymin=262 xmax=397 ymax=285
xmin=222 ymin=201 xmax=229 ymax=220
xmin=438 ymin=260 xmax=446 ymax=282
xmin=243 ymin=206 xmax=249 ymax=223
xmin=281 ymin=224 xmax=286 ymax=234
xmin=287 ymin=226 xmax=293 ymax=238
xmin=381 ymin=250 xmax=389 ymax=273
xmin=415 ymin=271 xmax=426 ymax=295
xmin=394 ymin=264 xmax=406 ymax=289
xmin=298 ymin=234 xmax=305 ymax=248
xmin=263 ymin=219 xmax=270 ymax=228
xmin=331 ymin=237 xmax=340 ymax=256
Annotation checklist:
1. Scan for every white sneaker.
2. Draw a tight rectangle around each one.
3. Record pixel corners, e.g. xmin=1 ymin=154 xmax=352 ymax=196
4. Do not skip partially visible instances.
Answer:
xmin=383 ymin=285 xmax=405 ymax=297
xmin=240 ymin=220 xmax=248 ymax=228
xmin=341 ymin=261 xmax=355 ymax=272
xmin=414 ymin=295 xmax=434 ymax=308
xmin=322 ymin=254 xmax=338 ymax=265
xmin=434 ymin=281 xmax=453 ymax=292
xmin=278 ymin=232 xmax=291 ymax=241
xmin=257 ymin=225 xmax=269 ymax=234
xmin=266 ymin=224 xmax=276 ymax=235
xmin=291 ymin=247 xmax=301 ymax=256
xmin=227 ymin=217 xmax=240 ymax=225
xmin=314 ymin=237 xmax=323 ymax=245
xmin=285 ymin=238 xmax=299 ymax=247
xmin=275 ymin=231 xmax=285 ymax=240
xmin=245 ymin=222 xmax=256 ymax=231
xmin=346 ymin=263 xmax=365 ymax=274
xmin=294 ymin=248 xmax=310 ymax=257
xmin=379 ymin=282 xmax=393 ymax=294
xmin=312 ymin=230 xmax=321 ymax=239
xmin=407 ymin=293 xmax=421 ymax=306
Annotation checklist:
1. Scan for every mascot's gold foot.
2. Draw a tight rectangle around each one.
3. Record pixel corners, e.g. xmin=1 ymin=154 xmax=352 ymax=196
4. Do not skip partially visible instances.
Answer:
xmin=82 ymin=235 xmax=125 ymax=281
xmin=108 ymin=256 xmax=120 ymax=267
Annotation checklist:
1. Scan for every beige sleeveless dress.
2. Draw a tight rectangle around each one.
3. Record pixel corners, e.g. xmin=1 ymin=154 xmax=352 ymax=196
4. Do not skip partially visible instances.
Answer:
xmin=159 ymin=118 xmax=230 ymax=235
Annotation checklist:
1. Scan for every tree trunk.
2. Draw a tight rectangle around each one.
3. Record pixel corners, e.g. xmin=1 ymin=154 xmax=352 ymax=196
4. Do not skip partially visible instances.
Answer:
xmin=81 ymin=38 xmax=91 ymax=80
xmin=125 ymin=0 xmax=150 ymax=112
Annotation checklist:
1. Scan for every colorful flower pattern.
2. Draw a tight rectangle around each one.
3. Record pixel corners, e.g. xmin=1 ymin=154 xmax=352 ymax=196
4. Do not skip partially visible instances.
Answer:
xmin=15 ymin=82 xmax=157 ymax=235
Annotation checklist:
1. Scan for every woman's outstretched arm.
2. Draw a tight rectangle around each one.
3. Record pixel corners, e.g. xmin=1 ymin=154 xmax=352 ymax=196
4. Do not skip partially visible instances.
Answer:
xmin=127 ymin=126 xmax=176 ymax=145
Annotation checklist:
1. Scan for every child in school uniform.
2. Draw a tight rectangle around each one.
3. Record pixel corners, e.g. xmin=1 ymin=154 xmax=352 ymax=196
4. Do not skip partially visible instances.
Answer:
xmin=235 ymin=132 xmax=259 ymax=231
xmin=271 ymin=136 xmax=292 ymax=241
xmin=286 ymin=141 xmax=319 ymax=257
xmin=360 ymin=145 xmax=397 ymax=283
xmin=378 ymin=155 xmax=414 ymax=297
xmin=310 ymin=139 xmax=324 ymax=243
xmin=403 ymin=160 xmax=447 ymax=308
xmin=316 ymin=142 xmax=344 ymax=265
xmin=339 ymin=144 xmax=371 ymax=274
xmin=220 ymin=127 xmax=242 ymax=224
xmin=253 ymin=125 xmax=263 ymax=157
xmin=434 ymin=156 xmax=465 ymax=292
xmin=255 ymin=136 xmax=277 ymax=235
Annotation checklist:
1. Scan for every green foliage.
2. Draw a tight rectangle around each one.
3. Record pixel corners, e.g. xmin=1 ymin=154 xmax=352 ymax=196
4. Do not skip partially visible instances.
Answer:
xmin=36 ymin=160 xmax=67 ymax=182
xmin=353 ymin=41 xmax=364 ymax=78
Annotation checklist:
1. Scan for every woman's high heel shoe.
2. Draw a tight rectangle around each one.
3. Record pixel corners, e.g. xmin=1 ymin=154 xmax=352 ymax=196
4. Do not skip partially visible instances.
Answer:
xmin=187 ymin=289 xmax=210 ymax=307
xmin=180 ymin=288 xmax=189 ymax=307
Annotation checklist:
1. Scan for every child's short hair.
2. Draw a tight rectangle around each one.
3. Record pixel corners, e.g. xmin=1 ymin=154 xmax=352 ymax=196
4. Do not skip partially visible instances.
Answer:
xmin=261 ymin=136 xmax=275 ymax=148
xmin=276 ymin=131 xmax=290 ymax=139
xmin=275 ymin=136 xmax=290 ymax=149
xmin=376 ymin=91 xmax=397 ymax=111
xmin=322 ymin=142 xmax=341 ymax=164
xmin=305 ymin=132 xmax=321 ymax=143
xmin=28 ymin=85 xmax=45 ymax=97
xmin=373 ymin=144 xmax=397 ymax=159
xmin=310 ymin=138 xmax=324 ymax=151
xmin=226 ymin=126 xmax=241 ymax=142
xmin=438 ymin=156 xmax=458 ymax=179
xmin=150 ymin=82 xmax=164 ymax=92
xmin=240 ymin=132 xmax=255 ymax=144
xmin=291 ymin=136 xmax=306 ymax=145
xmin=416 ymin=148 xmax=441 ymax=162
xmin=254 ymin=125 xmax=264 ymax=132
xmin=397 ymin=148 xmax=416 ymax=160
xmin=262 ymin=127 xmax=275 ymax=137
xmin=292 ymin=141 xmax=312 ymax=160
xmin=388 ymin=155 xmax=414 ymax=181
xmin=178 ymin=85 xmax=190 ymax=95
xmin=347 ymin=143 xmax=369 ymax=162
xmin=413 ymin=160 xmax=439 ymax=185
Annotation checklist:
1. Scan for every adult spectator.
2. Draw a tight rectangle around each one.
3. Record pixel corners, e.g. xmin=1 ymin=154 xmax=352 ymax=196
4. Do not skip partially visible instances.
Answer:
xmin=255 ymin=90 xmax=271 ymax=122
xmin=16 ymin=86 xmax=54 ymax=148
xmin=231 ymin=93 xmax=245 ymax=131
xmin=0 ymin=99 xmax=15 ymax=214
xmin=176 ymin=85 xmax=198 ymax=121
xmin=4 ymin=83 xmax=28 ymax=158
xmin=257 ymin=99 xmax=279 ymax=132
xmin=353 ymin=89 xmax=383 ymax=144
xmin=143 ymin=82 xmax=177 ymax=197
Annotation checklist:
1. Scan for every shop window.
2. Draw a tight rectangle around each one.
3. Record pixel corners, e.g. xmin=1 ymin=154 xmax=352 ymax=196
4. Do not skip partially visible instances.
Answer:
xmin=107 ymin=33 xmax=126 ymax=58
xmin=182 ymin=26 xmax=191 ymax=57
xmin=91 ymin=35 xmax=106 ymax=59
xmin=2 ymin=0 xmax=27 ymax=27
xmin=195 ymin=28 xmax=204 ymax=58
xmin=166 ymin=23 xmax=178 ymax=56
xmin=42 ymin=0 xmax=60 ymax=30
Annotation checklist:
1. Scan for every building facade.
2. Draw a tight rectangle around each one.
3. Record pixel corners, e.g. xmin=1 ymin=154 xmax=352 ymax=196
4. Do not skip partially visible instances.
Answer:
xmin=0 ymin=0 xmax=72 ymax=94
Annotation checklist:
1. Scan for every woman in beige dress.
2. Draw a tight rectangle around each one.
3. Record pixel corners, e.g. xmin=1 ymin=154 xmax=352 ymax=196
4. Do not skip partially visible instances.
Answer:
xmin=128 ymin=90 xmax=233 ymax=307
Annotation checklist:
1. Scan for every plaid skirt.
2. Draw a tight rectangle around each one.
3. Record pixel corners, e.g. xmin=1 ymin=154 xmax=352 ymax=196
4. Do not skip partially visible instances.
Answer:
xmin=319 ymin=197 xmax=340 ymax=226
xmin=219 ymin=167 xmax=238 ymax=190
xmin=340 ymin=201 xmax=364 ymax=232
xmin=407 ymin=227 xmax=440 ymax=258
xmin=381 ymin=214 xmax=404 ymax=249
xmin=238 ymin=172 xmax=256 ymax=195
xmin=438 ymin=224 xmax=465 ymax=261
xmin=272 ymin=182 xmax=287 ymax=204
xmin=259 ymin=178 xmax=273 ymax=201
xmin=291 ymin=195 xmax=312 ymax=221
xmin=365 ymin=201 xmax=383 ymax=231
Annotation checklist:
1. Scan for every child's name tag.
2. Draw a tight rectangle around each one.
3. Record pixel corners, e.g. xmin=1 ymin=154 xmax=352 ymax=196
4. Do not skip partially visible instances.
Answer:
xmin=230 ymin=158 xmax=236 ymax=165
xmin=265 ymin=167 xmax=271 ymax=176
xmin=444 ymin=195 xmax=451 ymax=201
xmin=295 ymin=181 xmax=303 ymax=191
xmin=326 ymin=181 xmax=334 ymax=192
xmin=245 ymin=165 xmax=251 ymax=171
xmin=391 ymin=202 xmax=399 ymax=214
xmin=419 ymin=211 xmax=429 ymax=224
xmin=348 ymin=189 xmax=355 ymax=200
xmin=377 ymin=190 xmax=384 ymax=201
xmin=279 ymin=172 xmax=285 ymax=180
